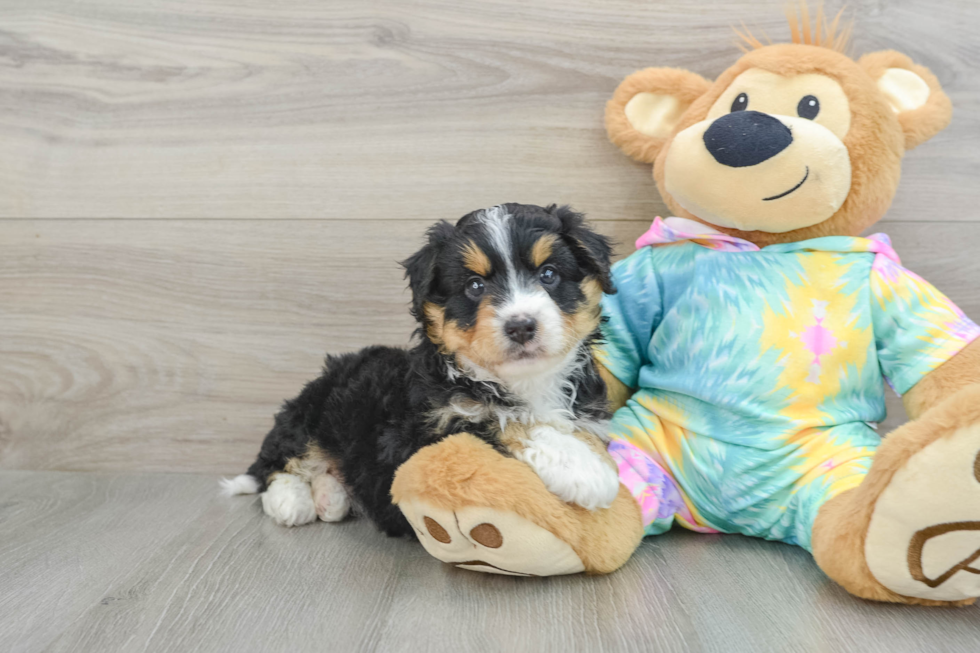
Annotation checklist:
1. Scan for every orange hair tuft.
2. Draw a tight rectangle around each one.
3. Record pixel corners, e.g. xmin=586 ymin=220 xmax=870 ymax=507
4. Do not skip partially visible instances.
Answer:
xmin=735 ymin=3 xmax=853 ymax=54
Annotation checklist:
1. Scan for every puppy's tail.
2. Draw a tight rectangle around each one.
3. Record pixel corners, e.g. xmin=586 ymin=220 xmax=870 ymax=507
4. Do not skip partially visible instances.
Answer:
xmin=219 ymin=474 xmax=260 ymax=497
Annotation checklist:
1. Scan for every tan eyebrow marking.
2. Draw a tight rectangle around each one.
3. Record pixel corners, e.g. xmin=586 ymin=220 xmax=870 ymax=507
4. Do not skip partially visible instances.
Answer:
xmin=462 ymin=240 xmax=491 ymax=276
xmin=530 ymin=233 xmax=558 ymax=268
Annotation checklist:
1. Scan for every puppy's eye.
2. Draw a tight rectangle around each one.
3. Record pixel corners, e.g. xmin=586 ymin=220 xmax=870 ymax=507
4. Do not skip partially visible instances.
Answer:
xmin=538 ymin=266 xmax=559 ymax=286
xmin=798 ymin=95 xmax=820 ymax=120
xmin=465 ymin=277 xmax=485 ymax=301
xmin=730 ymin=92 xmax=748 ymax=112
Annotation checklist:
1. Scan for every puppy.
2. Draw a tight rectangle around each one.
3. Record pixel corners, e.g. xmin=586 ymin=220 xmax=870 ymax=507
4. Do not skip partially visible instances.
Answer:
xmin=222 ymin=203 xmax=621 ymax=536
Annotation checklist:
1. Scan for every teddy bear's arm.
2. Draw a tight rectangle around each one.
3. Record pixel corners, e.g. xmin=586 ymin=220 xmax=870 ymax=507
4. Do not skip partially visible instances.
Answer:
xmin=598 ymin=361 xmax=634 ymax=411
xmin=593 ymin=249 xmax=663 ymax=410
xmin=868 ymin=257 xmax=980 ymax=420
xmin=902 ymin=338 xmax=980 ymax=420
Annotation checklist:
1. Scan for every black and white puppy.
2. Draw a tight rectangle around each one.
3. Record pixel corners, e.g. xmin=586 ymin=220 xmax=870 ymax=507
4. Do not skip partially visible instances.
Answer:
xmin=222 ymin=203 xmax=620 ymax=536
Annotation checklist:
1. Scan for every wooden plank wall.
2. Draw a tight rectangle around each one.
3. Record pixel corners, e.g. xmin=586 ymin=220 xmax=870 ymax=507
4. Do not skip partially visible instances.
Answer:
xmin=2 ymin=0 xmax=978 ymax=473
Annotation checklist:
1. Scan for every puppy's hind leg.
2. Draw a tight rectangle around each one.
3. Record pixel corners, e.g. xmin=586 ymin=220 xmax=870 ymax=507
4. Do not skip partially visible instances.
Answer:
xmin=233 ymin=390 xmax=330 ymax=527
xmin=261 ymin=473 xmax=318 ymax=527
xmin=312 ymin=473 xmax=351 ymax=522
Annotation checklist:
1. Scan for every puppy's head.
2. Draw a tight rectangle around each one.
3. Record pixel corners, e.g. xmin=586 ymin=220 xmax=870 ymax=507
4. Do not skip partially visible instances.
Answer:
xmin=403 ymin=204 xmax=614 ymax=381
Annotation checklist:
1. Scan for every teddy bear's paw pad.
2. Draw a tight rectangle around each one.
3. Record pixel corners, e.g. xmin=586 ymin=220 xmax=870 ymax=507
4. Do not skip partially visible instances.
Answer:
xmin=865 ymin=423 xmax=980 ymax=601
xmin=399 ymin=498 xmax=585 ymax=577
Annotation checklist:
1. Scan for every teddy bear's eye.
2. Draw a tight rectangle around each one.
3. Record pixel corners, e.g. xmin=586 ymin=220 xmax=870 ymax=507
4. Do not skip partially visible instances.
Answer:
xmin=730 ymin=92 xmax=748 ymax=112
xmin=798 ymin=95 xmax=820 ymax=120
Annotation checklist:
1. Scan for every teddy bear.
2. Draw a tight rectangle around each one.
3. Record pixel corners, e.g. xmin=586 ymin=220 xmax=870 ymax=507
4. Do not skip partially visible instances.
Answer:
xmin=389 ymin=8 xmax=980 ymax=606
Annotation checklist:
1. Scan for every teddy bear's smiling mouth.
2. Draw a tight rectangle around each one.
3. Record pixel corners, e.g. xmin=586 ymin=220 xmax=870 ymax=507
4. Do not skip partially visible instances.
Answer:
xmin=763 ymin=166 xmax=810 ymax=201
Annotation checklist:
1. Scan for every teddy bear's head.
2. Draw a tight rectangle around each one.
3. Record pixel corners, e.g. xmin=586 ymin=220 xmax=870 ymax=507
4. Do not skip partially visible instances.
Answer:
xmin=606 ymin=9 xmax=952 ymax=246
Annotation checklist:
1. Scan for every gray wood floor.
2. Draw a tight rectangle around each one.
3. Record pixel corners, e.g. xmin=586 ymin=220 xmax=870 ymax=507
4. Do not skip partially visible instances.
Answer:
xmin=3 ymin=472 xmax=980 ymax=653
xmin=2 ymin=0 xmax=980 ymax=651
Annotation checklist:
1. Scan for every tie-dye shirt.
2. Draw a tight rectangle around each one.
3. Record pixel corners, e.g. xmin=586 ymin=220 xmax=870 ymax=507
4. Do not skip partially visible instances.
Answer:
xmin=599 ymin=217 xmax=980 ymax=547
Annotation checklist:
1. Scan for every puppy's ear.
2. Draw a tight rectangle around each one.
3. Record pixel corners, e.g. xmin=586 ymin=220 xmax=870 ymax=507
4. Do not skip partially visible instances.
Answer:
xmin=401 ymin=221 xmax=454 ymax=322
xmin=606 ymin=67 xmax=712 ymax=164
xmin=549 ymin=205 xmax=615 ymax=295
xmin=859 ymin=50 xmax=952 ymax=150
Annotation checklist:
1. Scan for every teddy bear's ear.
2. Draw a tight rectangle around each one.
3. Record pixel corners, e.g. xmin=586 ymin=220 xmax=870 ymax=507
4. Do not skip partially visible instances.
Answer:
xmin=859 ymin=50 xmax=952 ymax=150
xmin=605 ymin=67 xmax=712 ymax=164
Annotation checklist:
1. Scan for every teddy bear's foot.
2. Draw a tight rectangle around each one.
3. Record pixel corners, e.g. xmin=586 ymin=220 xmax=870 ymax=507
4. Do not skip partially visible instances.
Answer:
xmin=864 ymin=420 xmax=980 ymax=602
xmin=391 ymin=432 xmax=643 ymax=576
xmin=398 ymin=499 xmax=585 ymax=576
xmin=814 ymin=385 xmax=980 ymax=605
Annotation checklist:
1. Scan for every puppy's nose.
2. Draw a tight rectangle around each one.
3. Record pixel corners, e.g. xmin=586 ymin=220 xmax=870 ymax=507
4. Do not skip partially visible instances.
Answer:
xmin=504 ymin=317 xmax=537 ymax=345
xmin=703 ymin=111 xmax=792 ymax=168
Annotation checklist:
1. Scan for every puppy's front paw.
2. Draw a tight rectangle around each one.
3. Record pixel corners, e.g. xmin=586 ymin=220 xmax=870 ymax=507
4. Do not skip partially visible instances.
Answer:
xmin=515 ymin=426 xmax=620 ymax=510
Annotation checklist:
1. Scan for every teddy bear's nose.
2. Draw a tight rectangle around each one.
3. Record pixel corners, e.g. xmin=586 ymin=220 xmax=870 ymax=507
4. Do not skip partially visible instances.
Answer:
xmin=703 ymin=110 xmax=793 ymax=168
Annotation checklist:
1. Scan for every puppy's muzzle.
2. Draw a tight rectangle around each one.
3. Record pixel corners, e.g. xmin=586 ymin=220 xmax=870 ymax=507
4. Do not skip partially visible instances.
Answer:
xmin=504 ymin=316 xmax=537 ymax=345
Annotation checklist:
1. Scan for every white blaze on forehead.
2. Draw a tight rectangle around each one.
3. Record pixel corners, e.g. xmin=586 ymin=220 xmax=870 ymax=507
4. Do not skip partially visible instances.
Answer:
xmin=479 ymin=204 xmax=546 ymax=298
xmin=478 ymin=205 xmax=516 ymax=281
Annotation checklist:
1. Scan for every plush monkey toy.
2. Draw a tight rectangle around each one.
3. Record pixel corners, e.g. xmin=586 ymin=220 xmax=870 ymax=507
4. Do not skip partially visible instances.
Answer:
xmin=391 ymin=10 xmax=980 ymax=606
